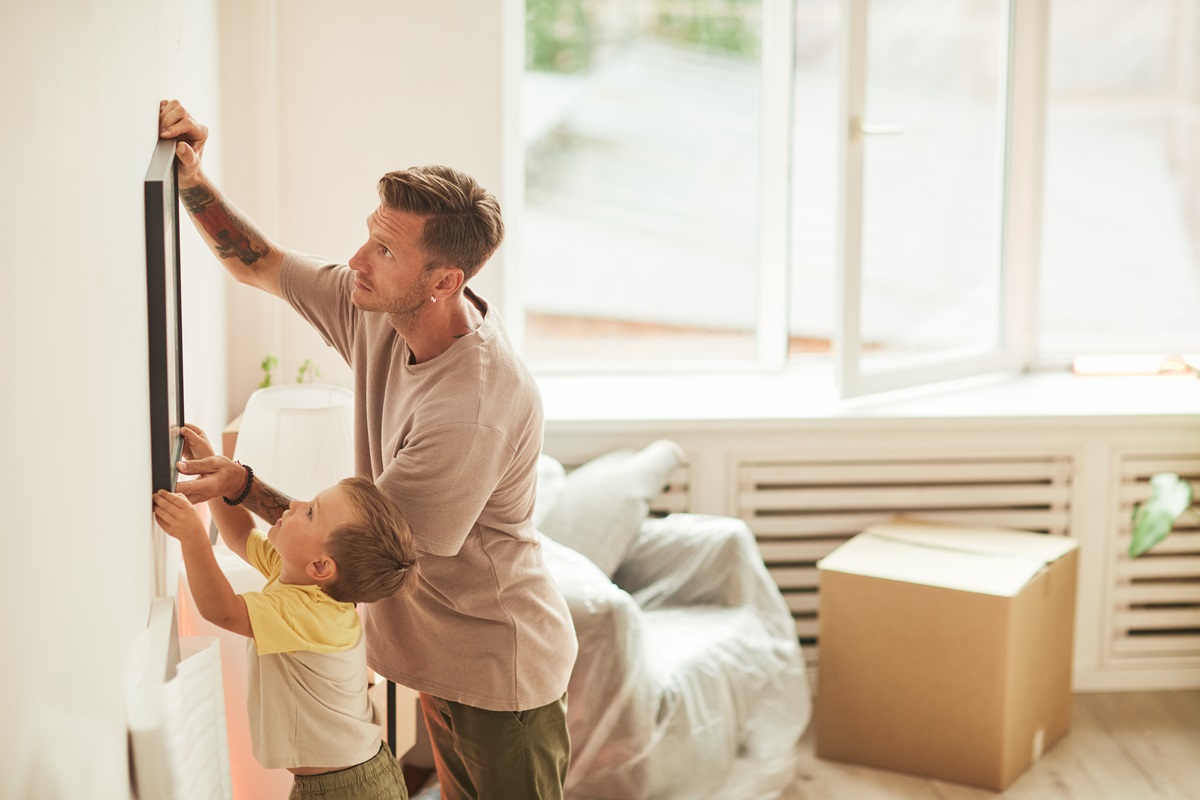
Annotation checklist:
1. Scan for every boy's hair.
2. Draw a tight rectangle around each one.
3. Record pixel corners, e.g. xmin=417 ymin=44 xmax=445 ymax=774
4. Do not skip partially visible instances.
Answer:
xmin=377 ymin=165 xmax=504 ymax=282
xmin=321 ymin=477 xmax=417 ymax=604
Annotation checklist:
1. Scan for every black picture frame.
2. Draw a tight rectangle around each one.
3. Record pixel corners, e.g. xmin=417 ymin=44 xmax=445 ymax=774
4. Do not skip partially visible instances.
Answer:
xmin=145 ymin=138 xmax=185 ymax=493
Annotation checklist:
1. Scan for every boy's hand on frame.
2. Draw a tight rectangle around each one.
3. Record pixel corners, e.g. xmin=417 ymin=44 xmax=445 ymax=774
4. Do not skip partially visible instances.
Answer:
xmin=153 ymin=490 xmax=208 ymax=545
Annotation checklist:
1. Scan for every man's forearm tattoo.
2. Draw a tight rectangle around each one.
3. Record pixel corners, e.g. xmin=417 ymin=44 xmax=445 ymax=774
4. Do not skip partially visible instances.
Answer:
xmin=242 ymin=480 xmax=293 ymax=525
xmin=180 ymin=184 xmax=270 ymax=266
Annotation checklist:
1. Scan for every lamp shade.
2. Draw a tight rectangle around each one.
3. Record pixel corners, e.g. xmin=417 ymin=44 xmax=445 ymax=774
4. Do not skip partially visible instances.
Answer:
xmin=232 ymin=384 xmax=355 ymax=502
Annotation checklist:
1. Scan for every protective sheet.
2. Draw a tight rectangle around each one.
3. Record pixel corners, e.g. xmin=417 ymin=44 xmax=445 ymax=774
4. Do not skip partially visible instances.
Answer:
xmin=541 ymin=513 xmax=812 ymax=800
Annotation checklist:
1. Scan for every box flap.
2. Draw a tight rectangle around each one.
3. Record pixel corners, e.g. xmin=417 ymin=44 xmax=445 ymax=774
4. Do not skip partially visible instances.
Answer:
xmin=870 ymin=519 xmax=1078 ymax=562
xmin=817 ymin=521 xmax=1078 ymax=597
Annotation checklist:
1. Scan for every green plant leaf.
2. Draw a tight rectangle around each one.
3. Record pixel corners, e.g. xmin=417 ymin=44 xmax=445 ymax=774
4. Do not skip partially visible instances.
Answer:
xmin=259 ymin=353 xmax=278 ymax=389
xmin=296 ymin=358 xmax=320 ymax=383
xmin=1129 ymin=473 xmax=1194 ymax=557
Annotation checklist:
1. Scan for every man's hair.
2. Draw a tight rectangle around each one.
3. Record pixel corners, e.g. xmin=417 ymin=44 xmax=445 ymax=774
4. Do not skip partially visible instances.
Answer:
xmin=321 ymin=477 xmax=417 ymax=604
xmin=377 ymin=165 xmax=504 ymax=282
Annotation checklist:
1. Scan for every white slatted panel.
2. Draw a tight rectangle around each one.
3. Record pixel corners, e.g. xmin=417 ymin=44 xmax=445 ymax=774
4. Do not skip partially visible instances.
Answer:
xmin=652 ymin=469 xmax=690 ymax=516
xmin=1111 ymin=455 xmax=1200 ymax=662
xmin=738 ymin=455 xmax=1073 ymax=665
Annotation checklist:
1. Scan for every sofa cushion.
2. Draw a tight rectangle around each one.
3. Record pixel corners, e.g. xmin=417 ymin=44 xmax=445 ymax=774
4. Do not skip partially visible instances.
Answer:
xmin=533 ymin=454 xmax=567 ymax=529
xmin=538 ymin=440 xmax=685 ymax=578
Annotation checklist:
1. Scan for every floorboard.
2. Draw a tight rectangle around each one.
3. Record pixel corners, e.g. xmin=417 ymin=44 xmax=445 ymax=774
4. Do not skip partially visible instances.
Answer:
xmin=781 ymin=691 xmax=1200 ymax=799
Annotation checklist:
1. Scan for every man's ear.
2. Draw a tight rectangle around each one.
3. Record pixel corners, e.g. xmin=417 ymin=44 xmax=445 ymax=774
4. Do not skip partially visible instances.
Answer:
xmin=308 ymin=556 xmax=336 ymax=583
xmin=433 ymin=267 xmax=465 ymax=296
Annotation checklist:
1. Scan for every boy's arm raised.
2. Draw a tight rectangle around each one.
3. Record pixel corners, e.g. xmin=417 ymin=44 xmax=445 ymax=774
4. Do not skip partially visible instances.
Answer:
xmin=208 ymin=493 xmax=254 ymax=562
xmin=153 ymin=491 xmax=253 ymax=639
xmin=158 ymin=99 xmax=286 ymax=298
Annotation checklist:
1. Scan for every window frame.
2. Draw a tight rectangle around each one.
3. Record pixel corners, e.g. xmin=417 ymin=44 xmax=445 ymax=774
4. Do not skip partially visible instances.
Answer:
xmin=511 ymin=0 xmax=1054 ymax=398
xmin=834 ymin=0 xmax=1047 ymax=398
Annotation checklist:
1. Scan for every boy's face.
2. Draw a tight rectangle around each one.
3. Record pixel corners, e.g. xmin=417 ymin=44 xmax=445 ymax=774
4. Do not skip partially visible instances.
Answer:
xmin=268 ymin=484 xmax=356 ymax=583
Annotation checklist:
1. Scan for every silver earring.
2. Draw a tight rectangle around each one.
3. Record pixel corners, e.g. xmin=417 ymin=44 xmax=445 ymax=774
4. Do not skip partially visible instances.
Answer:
xmin=430 ymin=296 xmax=437 ymax=303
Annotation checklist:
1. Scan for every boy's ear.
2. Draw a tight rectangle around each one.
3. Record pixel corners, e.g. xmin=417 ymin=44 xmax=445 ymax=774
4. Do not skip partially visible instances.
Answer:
xmin=308 ymin=556 xmax=336 ymax=583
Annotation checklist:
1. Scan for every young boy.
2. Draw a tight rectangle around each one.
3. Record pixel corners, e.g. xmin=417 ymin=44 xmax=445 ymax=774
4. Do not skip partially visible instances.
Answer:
xmin=153 ymin=423 xmax=416 ymax=800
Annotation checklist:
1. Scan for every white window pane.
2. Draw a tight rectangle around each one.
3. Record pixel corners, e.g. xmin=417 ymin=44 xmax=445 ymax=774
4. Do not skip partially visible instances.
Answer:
xmin=1039 ymin=0 xmax=1200 ymax=358
xmin=523 ymin=0 xmax=762 ymax=364
xmin=789 ymin=0 xmax=841 ymax=356
xmin=857 ymin=0 xmax=1007 ymax=374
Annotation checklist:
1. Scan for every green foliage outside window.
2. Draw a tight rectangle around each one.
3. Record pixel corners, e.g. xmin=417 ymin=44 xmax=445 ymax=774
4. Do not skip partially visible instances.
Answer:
xmin=652 ymin=0 xmax=760 ymax=58
xmin=527 ymin=0 xmax=594 ymax=73
xmin=526 ymin=0 xmax=759 ymax=75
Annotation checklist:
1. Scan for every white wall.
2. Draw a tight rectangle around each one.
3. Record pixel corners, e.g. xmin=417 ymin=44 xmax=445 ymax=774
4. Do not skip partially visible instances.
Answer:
xmin=0 ymin=1 xmax=225 ymax=797
xmin=0 ymin=2 xmax=517 ymax=792
xmin=217 ymin=0 xmax=519 ymax=418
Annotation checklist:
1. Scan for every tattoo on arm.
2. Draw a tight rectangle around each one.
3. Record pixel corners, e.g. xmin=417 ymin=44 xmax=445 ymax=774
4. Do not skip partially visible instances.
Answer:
xmin=241 ymin=480 xmax=293 ymax=525
xmin=180 ymin=184 xmax=270 ymax=266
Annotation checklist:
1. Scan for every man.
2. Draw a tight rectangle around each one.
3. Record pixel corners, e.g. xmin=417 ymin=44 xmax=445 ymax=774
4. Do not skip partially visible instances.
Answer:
xmin=159 ymin=100 xmax=577 ymax=800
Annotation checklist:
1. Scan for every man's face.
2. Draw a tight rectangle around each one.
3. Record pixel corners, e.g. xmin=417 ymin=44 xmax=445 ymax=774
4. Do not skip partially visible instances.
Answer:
xmin=348 ymin=205 xmax=432 ymax=315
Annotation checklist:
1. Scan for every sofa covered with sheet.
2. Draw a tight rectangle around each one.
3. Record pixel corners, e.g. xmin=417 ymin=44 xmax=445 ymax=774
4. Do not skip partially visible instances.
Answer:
xmin=536 ymin=444 xmax=811 ymax=800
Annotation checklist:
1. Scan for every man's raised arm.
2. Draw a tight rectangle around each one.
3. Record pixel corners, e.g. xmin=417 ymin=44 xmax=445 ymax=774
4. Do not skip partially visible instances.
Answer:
xmin=158 ymin=99 xmax=285 ymax=298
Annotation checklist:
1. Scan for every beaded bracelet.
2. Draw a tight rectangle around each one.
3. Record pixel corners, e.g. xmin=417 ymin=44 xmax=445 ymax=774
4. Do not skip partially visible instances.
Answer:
xmin=223 ymin=463 xmax=254 ymax=506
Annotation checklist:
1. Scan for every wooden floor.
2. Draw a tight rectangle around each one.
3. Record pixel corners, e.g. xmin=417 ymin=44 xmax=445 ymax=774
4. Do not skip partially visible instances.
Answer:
xmin=780 ymin=691 xmax=1200 ymax=799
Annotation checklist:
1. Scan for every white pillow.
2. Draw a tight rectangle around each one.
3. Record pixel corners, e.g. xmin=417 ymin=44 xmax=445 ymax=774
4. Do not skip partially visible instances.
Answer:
xmin=533 ymin=454 xmax=566 ymax=529
xmin=537 ymin=440 xmax=685 ymax=578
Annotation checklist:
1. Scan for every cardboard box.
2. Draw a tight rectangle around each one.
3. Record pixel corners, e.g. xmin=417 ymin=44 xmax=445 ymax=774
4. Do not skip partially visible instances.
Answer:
xmin=815 ymin=519 xmax=1079 ymax=791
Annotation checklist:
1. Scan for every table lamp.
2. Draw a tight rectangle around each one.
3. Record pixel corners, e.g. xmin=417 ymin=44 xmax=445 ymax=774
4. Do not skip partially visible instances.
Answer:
xmin=232 ymin=383 xmax=355 ymax=504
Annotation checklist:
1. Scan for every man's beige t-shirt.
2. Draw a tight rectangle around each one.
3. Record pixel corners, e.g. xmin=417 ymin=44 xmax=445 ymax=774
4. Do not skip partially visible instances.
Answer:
xmin=280 ymin=252 xmax=577 ymax=712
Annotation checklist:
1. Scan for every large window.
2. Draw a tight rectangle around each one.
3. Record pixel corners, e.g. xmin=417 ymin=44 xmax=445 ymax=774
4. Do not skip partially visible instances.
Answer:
xmin=520 ymin=0 xmax=1200 ymax=391
xmin=523 ymin=0 xmax=764 ymax=366
xmin=1039 ymin=0 xmax=1200 ymax=359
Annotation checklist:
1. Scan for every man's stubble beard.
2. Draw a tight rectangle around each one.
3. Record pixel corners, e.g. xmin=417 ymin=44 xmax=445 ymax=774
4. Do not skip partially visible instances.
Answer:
xmin=361 ymin=283 xmax=427 ymax=331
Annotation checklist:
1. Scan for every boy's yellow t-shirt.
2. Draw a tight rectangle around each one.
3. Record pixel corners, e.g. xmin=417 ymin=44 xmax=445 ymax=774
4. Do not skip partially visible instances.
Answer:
xmin=241 ymin=530 xmax=361 ymax=655
xmin=238 ymin=531 xmax=381 ymax=770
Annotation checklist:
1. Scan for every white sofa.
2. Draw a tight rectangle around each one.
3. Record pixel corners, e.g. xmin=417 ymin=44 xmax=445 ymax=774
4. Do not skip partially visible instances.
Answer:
xmin=536 ymin=444 xmax=812 ymax=800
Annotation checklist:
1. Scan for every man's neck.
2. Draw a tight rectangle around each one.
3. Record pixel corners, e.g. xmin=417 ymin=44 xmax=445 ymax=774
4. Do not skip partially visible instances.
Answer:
xmin=390 ymin=290 xmax=484 ymax=364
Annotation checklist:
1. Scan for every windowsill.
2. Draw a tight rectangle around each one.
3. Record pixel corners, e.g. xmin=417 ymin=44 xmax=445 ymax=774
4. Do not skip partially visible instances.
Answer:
xmin=536 ymin=368 xmax=1200 ymax=426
